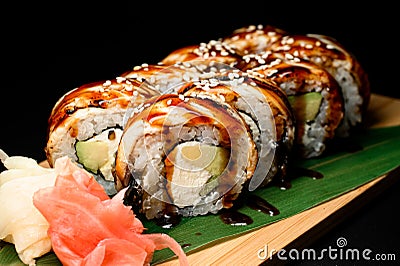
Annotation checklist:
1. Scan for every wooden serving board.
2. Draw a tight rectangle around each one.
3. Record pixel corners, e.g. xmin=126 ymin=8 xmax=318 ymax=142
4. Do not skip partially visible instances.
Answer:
xmin=157 ymin=93 xmax=400 ymax=266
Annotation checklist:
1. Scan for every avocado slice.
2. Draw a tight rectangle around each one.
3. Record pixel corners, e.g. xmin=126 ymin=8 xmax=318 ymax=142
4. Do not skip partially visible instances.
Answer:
xmin=200 ymin=145 xmax=229 ymax=196
xmin=76 ymin=140 xmax=109 ymax=173
xmin=75 ymin=128 xmax=123 ymax=182
xmin=287 ymin=92 xmax=323 ymax=122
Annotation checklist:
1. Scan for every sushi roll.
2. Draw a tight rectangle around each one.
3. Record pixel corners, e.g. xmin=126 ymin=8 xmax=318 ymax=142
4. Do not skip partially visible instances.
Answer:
xmin=242 ymin=52 xmax=345 ymax=158
xmin=113 ymin=93 xmax=258 ymax=221
xmin=221 ymin=24 xmax=287 ymax=56
xmin=45 ymin=77 xmax=160 ymax=195
xmin=268 ymin=34 xmax=370 ymax=137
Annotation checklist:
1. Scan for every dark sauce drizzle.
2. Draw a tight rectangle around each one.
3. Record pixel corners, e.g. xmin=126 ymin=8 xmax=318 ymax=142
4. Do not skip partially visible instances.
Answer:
xmin=181 ymin=243 xmax=192 ymax=249
xmin=218 ymin=165 xmax=325 ymax=226
xmin=246 ymin=195 xmax=280 ymax=216
xmin=218 ymin=193 xmax=281 ymax=226
xmin=273 ymin=166 xmax=324 ymax=190
xmin=153 ymin=204 xmax=181 ymax=229
xmin=219 ymin=208 xmax=254 ymax=226
xmin=290 ymin=167 xmax=324 ymax=179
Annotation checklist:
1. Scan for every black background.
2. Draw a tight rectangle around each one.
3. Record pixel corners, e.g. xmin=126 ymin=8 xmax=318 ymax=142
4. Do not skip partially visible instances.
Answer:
xmin=1 ymin=3 xmax=399 ymax=265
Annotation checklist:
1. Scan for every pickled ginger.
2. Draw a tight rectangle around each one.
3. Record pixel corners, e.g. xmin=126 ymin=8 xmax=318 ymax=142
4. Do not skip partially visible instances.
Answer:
xmin=0 ymin=149 xmax=56 ymax=266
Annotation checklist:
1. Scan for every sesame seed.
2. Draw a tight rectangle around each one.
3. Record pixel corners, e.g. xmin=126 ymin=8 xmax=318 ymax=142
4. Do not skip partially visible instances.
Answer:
xmin=103 ymin=80 xmax=112 ymax=86
xmin=116 ymin=76 xmax=126 ymax=83
xmin=125 ymin=84 xmax=133 ymax=92
xmin=285 ymin=53 xmax=294 ymax=60
xmin=270 ymin=58 xmax=282 ymax=67
xmin=261 ymin=52 xmax=270 ymax=58
xmin=129 ymin=73 xmax=138 ymax=79
xmin=258 ymin=58 xmax=266 ymax=65
xmin=248 ymin=25 xmax=256 ymax=32
xmin=266 ymin=69 xmax=278 ymax=77
xmin=221 ymin=51 xmax=229 ymax=56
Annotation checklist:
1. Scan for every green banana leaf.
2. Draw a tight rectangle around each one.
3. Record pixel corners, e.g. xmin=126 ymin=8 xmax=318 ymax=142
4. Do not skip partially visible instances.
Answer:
xmin=1 ymin=125 xmax=400 ymax=265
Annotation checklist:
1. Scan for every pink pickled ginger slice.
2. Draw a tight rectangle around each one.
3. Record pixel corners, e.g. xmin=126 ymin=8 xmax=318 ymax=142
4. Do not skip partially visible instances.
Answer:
xmin=33 ymin=156 xmax=188 ymax=266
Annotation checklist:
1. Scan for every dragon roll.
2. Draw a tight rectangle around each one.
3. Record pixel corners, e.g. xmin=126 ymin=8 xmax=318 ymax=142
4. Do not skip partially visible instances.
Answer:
xmin=114 ymin=93 xmax=258 ymax=223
